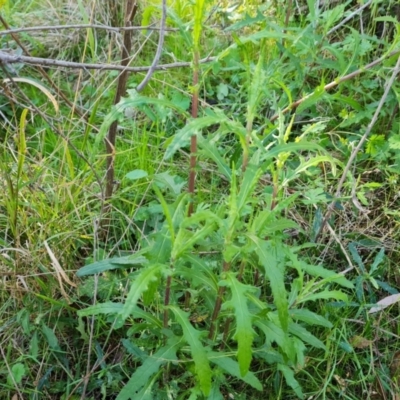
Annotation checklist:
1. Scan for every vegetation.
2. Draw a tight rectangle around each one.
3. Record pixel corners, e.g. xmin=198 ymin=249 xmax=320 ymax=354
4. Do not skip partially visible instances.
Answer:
xmin=1 ymin=0 xmax=400 ymax=398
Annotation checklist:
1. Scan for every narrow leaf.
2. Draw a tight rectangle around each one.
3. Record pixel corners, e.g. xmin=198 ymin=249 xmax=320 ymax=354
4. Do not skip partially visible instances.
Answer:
xmin=221 ymin=272 xmax=256 ymax=376
xmin=119 ymin=264 xmax=167 ymax=321
xmin=169 ymin=306 xmax=212 ymax=396
xmin=289 ymin=322 xmax=326 ymax=350
xmin=289 ymin=309 xmax=332 ymax=328
xmin=78 ymin=302 xmax=123 ymax=316
xmin=237 ymin=164 xmax=262 ymax=214
xmin=77 ymin=254 xmax=148 ymax=277
xmin=116 ymin=338 xmax=180 ymax=400
xmin=251 ymin=237 xmax=289 ymax=331
xmin=299 ymin=262 xmax=354 ymax=289
xmin=209 ymin=353 xmax=262 ymax=390
xmin=278 ymin=364 xmax=304 ymax=399
xmin=298 ymin=290 xmax=348 ymax=304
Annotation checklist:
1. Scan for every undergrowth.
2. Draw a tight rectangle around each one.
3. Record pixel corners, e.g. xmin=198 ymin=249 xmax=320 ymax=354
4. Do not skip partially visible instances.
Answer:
xmin=0 ymin=0 xmax=400 ymax=399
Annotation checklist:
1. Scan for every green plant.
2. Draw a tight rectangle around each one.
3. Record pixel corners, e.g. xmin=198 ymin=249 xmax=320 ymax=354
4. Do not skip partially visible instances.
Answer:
xmin=76 ymin=78 xmax=354 ymax=398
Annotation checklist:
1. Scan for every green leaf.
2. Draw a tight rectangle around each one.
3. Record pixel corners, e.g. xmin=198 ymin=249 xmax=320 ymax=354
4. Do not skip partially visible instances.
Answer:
xmin=176 ymin=264 xmax=218 ymax=294
xmin=154 ymin=172 xmax=186 ymax=196
xmin=97 ymin=93 xmax=189 ymax=152
xmin=192 ymin=0 xmax=205 ymax=50
xmin=77 ymin=254 xmax=148 ymax=277
xmin=119 ymin=264 xmax=167 ymax=322
xmin=261 ymin=142 xmax=328 ymax=164
xmin=9 ymin=363 xmax=26 ymax=384
xmin=289 ymin=309 xmax=332 ymax=328
xmin=237 ymin=163 xmax=262 ymax=214
xmin=169 ymin=306 xmax=212 ymax=396
xmin=254 ymin=318 xmax=295 ymax=362
xmin=78 ymin=302 xmax=123 ymax=316
xmin=251 ymin=237 xmax=289 ymax=331
xmin=298 ymin=290 xmax=348 ymax=304
xmin=221 ymin=272 xmax=257 ymax=376
xmin=41 ymin=323 xmax=69 ymax=368
xmin=116 ymin=337 xmax=180 ymax=400
xmin=299 ymin=262 xmax=354 ymax=289
xmin=209 ymin=353 xmax=262 ymax=391
xmin=226 ymin=9 xmax=265 ymax=31
xmin=198 ymin=135 xmax=231 ymax=179
xmin=148 ymin=226 xmax=172 ymax=264
xmin=165 ymin=115 xmax=228 ymax=160
xmin=370 ymin=248 xmax=385 ymax=274
xmin=263 ymin=219 xmax=299 ymax=235
xmin=289 ymin=322 xmax=326 ymax=350
xmin=278 ymin=364 xmax=304 ymax=399
xmin=125 ymin=169 xmax=148 ymax=180
xmin=172 ymin=211 xmax=219 ymax=260
xmin=297 ymin=82 xmax=326 ymax=114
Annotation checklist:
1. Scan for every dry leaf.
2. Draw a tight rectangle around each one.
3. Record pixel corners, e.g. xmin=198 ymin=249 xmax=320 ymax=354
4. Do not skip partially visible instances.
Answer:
xmin=44 ymin=240 xmax=77 ymax=304
xmin=350 ymin=335 xmax=374 ymax=349
xmin=334 ymin=374 xmax=347 ymax=390
xmin=368 ymin=294 xmax=400 ymax=314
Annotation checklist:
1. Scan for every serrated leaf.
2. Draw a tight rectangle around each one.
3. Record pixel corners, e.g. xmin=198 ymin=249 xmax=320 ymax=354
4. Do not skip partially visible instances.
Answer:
xmin=176 ymin=265 xmax=218 ymax=294
xmin=209 ymin=353 xmax=262 ymax=390
xmin=278 ymin=364 xmax=304 ymax=399
xmin=119 ymin=264 xmax=167 ymax=321
xmin=148 ymin=226 xmax=172 ymax=264
xmin=76 ymin=254 xmax=148 ymax=277
xmin=261 ymin=142 xmax=329 ymax=165
xmin=348 ymin=242 xmax=365 ymax=271
xmin=289 ymin=309 xmax=332 ymax=328
xmin=237 ymin=164 xmax=263 ymax=214
xmin=182 ymin=254 xmax=218 ymax=289
xmin=254 ymin=318 xmax=295 ymax=362
xmin=298 ymin=290 xmax=348 ymax=303
xmin=289 ymin=322 xmax=326 ymax=350
xmin=172 ymin=211 xmax=219 ymax=260
xmin=77 ymin=302 xmax=123 ymax=316
xmin=370 ymin=248 xmax=385 ymax=274
xmin=169 ymin=306 xmax=211 ymax=396
xmin=286 ymin=156 xmax=337 ymax=183
xmin=221 ymin=272 xmax=257 ymax=376
xmin=77 ymin=303 xmax=163 ymax=329
xmin=165 ymin=115 xmax=228 ymax=159
xmin=198 ymin=135 xmax=231 ymax=179
xmin=116 ymin=338 xmax=180 ymax=400
xmin=299 ymin=262 xmax=354 ymax=289
xmin=297 ymin=82 xmax=326 ymax=114
xmin=97 ymin=93 xmax=188 ymax=152
xmin=251 ymin=237 xmax=289 ymax=331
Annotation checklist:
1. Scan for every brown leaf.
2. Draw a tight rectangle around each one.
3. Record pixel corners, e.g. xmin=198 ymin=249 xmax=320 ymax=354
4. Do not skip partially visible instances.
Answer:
xmin=350 ymin=335 xmax=374 ymax=349
xmin=368 ymin=294 xmax=400 ymax=314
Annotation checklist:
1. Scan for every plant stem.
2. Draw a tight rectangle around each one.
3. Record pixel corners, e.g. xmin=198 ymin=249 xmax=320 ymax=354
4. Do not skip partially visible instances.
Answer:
xmin=163 ymin=274 xmax=172 ymax=329
xmin=188 ymin=51 xmax=200 ymax=216
xmin=102 ymin=0 xmax=137 ymax=228
xmin=208 ymin=260 xmax=230 ymax=340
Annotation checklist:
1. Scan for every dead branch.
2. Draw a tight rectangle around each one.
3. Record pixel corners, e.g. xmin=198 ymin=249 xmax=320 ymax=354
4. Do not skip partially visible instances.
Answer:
xmin=0 ymin=50 xmax=215 ymax=72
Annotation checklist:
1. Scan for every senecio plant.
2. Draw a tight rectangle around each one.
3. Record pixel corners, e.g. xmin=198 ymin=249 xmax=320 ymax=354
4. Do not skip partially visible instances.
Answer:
xmin=77 ymin=2 xmax=353 ymax=399
xmin=77 ymin=101 xmax=351 ymax=399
